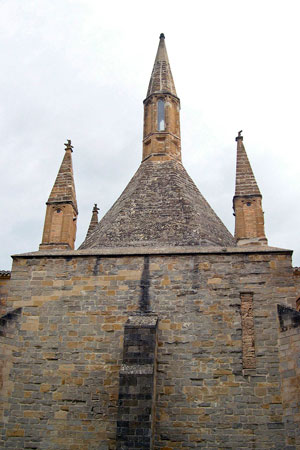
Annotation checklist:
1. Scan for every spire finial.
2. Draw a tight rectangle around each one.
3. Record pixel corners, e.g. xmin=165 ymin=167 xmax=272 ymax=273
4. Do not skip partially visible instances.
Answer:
xmin=64 ymin=139 xmax=74 ymax=152
xmin=235 ymin=130 xmax=243 ymax=142
xmin=93 ymin=203 xmax=100 ymax=213
xmin=159 ymin=33 xmax=165 ymax=39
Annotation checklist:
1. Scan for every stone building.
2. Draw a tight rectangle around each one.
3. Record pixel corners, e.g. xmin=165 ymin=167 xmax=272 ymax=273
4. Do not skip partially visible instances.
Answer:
xmin=1 ymin=34 xmax=300 ymax=450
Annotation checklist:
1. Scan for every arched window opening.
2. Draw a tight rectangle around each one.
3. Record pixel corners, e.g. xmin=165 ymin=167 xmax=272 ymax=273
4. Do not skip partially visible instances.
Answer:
xmin=157 ymin=99 xmax=165 ymax=131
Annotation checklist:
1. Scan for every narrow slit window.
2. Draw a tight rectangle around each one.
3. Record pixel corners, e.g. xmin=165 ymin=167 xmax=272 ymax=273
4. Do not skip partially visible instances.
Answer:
xmin=157 ymin=99 xmax=165 ymax=131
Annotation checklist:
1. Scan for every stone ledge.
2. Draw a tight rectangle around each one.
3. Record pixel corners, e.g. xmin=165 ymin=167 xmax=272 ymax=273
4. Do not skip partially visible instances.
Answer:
xmin=12 ymin=245 xmax=292 ymax=259
xmin=126 ymin=315 xmax=158 ymax=328
xmin=120 ymin=364 xmax=154 ymax=375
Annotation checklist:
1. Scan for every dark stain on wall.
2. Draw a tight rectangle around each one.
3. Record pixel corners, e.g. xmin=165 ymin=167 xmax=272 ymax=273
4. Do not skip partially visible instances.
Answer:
xmin=140 ymin=256 xmax=150 ymax=312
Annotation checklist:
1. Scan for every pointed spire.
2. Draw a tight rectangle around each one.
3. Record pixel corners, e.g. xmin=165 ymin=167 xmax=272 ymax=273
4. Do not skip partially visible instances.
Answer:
xmin=142 ymin=35 xmax=181 ymax=162
xmin=233 ymin=132 xmax=267 ymax=246
xmin=39 ymin=140 xmax=78 ymax=250
xmin=79 ymin=36 xmax=236 ymax=250
xmin=47 ymin=139 xmax=78 ymax=212
xmin=85 ymin=203 xmax=99 ymax=240
xmin=235 ymin=131 xmax=261 ymax=197
xmin=146 ymin=33 xmax=177 ymax=98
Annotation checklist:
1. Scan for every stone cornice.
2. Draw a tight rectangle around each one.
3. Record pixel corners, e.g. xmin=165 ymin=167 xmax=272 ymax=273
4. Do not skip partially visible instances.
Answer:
xmin=12 ymin=245 xmax=292 ymax=259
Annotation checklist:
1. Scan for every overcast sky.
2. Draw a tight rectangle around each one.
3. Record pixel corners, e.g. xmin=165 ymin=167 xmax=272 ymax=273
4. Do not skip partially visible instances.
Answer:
xmin=0 ymin=0 xmax=299 ymax=269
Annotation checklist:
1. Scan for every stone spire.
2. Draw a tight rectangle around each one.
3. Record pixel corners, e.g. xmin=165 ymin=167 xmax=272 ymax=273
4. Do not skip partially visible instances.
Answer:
xmin=234 ymin=131 xmax=261 ymax=197
xmin=39 ymin=140 xmax=78 ymax=250
xmin=233 ymin=132 xmax=267 ymax=246
xmin=79 ymin=36 xmax=236 ymax=250
xmin=143 ymin=34 xmax=181 ymax=162
xmin=146 ymin=33 xmax=177 ymax=98
xmin=85 ymin=203 xmax=99 ymax=240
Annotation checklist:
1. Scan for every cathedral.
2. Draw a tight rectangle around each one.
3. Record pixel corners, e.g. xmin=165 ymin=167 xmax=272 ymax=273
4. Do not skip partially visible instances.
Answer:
xmin=1 ymin=34 xmax=300 ymax=449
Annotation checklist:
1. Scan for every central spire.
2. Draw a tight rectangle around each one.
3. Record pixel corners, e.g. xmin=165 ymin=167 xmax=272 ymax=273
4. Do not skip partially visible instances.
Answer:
xmin=146 ymin=33 xmax=177 ymax=97
xmin=142 ymin=34 xmax=181 ymax=162
xmin=80 ymin=34 xmax=236 ymax=250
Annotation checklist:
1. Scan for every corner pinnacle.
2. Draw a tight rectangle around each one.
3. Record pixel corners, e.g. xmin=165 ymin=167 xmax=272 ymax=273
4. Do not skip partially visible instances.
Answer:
xmin=85 ymin=202 xmax=100 ymax=240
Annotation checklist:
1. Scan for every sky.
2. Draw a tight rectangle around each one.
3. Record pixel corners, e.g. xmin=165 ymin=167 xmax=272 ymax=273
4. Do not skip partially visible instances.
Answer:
xmin=0 ymin=0 xmax=299 ymax=269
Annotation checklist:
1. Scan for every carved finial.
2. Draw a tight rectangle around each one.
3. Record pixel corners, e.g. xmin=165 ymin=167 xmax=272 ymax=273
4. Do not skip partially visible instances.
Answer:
xmin=159 ymin=33 xmax=165 ymax=39
xmin=93 ymin=203 xmax=100 ymax=213
xmin=64 ymin=139 xmax=74 ymax=152
xmin=235 ymin=130 xmax=243 ymax=142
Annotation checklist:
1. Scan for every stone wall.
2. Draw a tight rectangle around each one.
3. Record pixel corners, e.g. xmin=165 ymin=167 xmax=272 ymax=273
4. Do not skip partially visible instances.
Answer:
xmin=0 ymin=272 xmax=11 ymax=316
xmin=0 ymin=247 xmax=299 ymax=449
xmin=278 ymin=305 xmax=300 ymax=448
xmin=0 ymin=307 xmax=21 ymax=436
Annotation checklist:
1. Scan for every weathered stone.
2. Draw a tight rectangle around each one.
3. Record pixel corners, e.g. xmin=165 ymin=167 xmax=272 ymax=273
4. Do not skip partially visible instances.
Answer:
xmin=1 ymin=34 xmax=300 ymax=450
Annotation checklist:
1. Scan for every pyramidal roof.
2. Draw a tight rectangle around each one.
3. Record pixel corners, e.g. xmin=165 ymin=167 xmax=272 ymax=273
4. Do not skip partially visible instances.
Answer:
xmin=235 ymin=134 xmax=261 ymax=197
xmin=80 ymin=159 xmax=235 ymax=249
xmin=79 ymin=36 xmax=235 ymax=250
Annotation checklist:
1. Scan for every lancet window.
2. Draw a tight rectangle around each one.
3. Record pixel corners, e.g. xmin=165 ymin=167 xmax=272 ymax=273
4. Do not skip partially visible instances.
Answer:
xmin=157 ymin=99 xmax=165 ymax=131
